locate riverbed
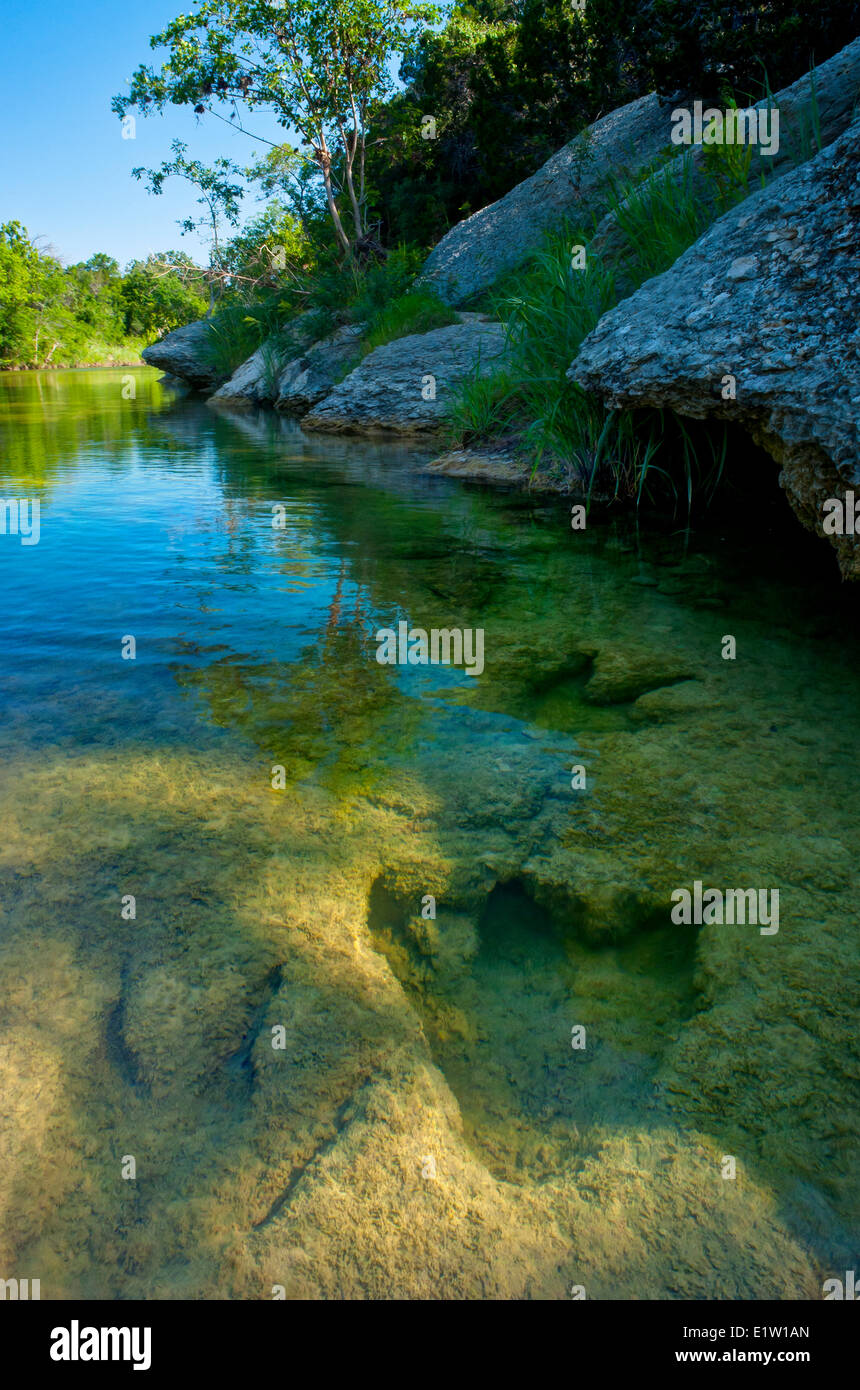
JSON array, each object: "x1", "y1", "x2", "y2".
[{"x1": 0, "y1": 367, "x2": 857, "y2": 1299}]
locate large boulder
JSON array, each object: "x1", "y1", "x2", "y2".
[
  {"x1": 275, "y1": 323, "x2": 366, "y2": 415},
  {"x1": 416, "y1": 93, "x2": 672, "y2": 306},
  {"x1": 208, "y1": 342, "x2": 277, "y2": 406},
  {"x1": 589, "y1": 35, "x2": 860, "y2": 277},
  {"x1": 569, "y1": 117, "x2": 860, "y2": 577},
  {"x1": 302, "y1": 315, "x2": 508, "y2": 434},
  {"x1": 208, "y1": 311, "x2": 326, "y2": 407},
  {"x1": 141, "y1": 319, "x2": 224, "y2": 392}
]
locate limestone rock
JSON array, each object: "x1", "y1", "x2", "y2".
[
  {"x1": 416, "y1": 94, "x2": 672, "y2": 306},
  {"x1": 141, "y1": 318, "x2": 224, "y2": 392},
  {"x1": 302, "y1": 316, "x2": 508, "y2": 434},
  {"x1": 590, "y1": 35, "x2": 860, "y2": 276},
  {"x1": 208, "y1": 343, "x2": 278, "y2": 406},
  {"x1": 583, "y1": 647, "x2": 697, "y2": 705},
  {"x1": 275, "y1": 323, "x2": 366, "y2": 415},
  {"x1": 570, "y1": 118, "x2": 860, "y2": 577},
  {"x1": 208, "y1": 312, "x2": 327, "y2": 407}
]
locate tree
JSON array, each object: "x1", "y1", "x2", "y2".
[
  {"x1": 113, "y1": 0, "x2": 441, "y2": 258},
  {"x1": 133, "y1": 140, "x2": 246, "y2": 313},
  {"x1": 65, "y1": 255, "x2": 123, "y2": 337},
  {"x1": 119, "y1": 255, "x2": 209, "y2": 338},
  {"x1": 0, "y1": 223, "x2": 71, "y2": 366},
  {"x1": 220, "y1": 200, "x2": 309, "y2": 288},
  {"x1": 0, "y1": 223, "x2": 43, "y2": 363}
]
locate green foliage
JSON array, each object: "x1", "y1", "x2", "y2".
[
  {"x1": 447, "y1": 151, "x2": 741, "y2": 512},
  {"x1": 0, "y1": 222, "x2": 54, "y2": 365},
  {"x1": 132, "y1": 140, "x2": 245, "y2": 283},
  {"x1": 342, "y1": 246, "x2": 426, "y2": 322},
  {"x1": 114, "y1": 0, "x2": 442, "y2": 255},
  {"x1": 220, "y1": 201, "x2": 309, "y2": 290},
  {"x1": 362, "y1": 290, "x2": 458, "y2": 354},
  {"x1": 447, "y1": 224, "x2": 624, "y2": 478},
  {"x1": 202, "y1": 293, "x2": 290, "y2": 376},
  {"x1": 296, "y1": 244, "x2": 425, "y2": 336},
  {"x1": 368, "y1": 0, "x2": 860, "y2": 246},
  {"x1": 203, "y1": 306, "x2": 265, "y2": 378},
  {"x1": 0, "y1": 224, "x2": 206, "y2": 368},
  {"x1": 604, "y1": 155, "x2": 721, "y2": 286},
  {"x1": 120, "y1": 254, "x2": 208, "y2": 338},
  {"x1": 625, "y1": 1, "x2": 860, "y2": 101}
]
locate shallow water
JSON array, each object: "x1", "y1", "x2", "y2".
[{"x1": 0, "y1": 368, "x2": 857, "y2": 1299}]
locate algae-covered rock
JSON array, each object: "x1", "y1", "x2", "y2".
[
  {"x1": 2, "y1": 434, "x2": 858, "y2": 1300},
  {"x1": 583, "y1": 646, "x2": 697, "y2": 704}
]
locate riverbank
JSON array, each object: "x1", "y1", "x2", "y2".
[
  {"x1": 139, "y1": 37, "x2": 860, "y2": 577},
  {"x1": 2, "y1": 351, "x2": 145, "y2": 370}
]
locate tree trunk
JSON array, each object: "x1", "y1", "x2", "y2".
[
  {"x1": 318, "y1": 144, "x2": 351, "y2": 255},
  {"x1": 343, "y1": 143, "x2": 365, "y2": 241}
]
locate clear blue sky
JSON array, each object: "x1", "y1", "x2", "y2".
[{"x1": 0, "y1": 0, "x2": 289, "y2": 267}]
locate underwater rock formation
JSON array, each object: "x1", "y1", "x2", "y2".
[{"x1": 2, "y1": 408, "x2": 858, "y2": 1297}]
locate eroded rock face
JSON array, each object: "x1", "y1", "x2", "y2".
[
  {"x1": 570, "y1": 118, "x2": 860, "y2": 577},
  {"x1": 141, "y1": 319, "x2": 224, "y2": 393},
  {"x1": 303, "y1": 316, "x2": 508, "y2": 434},
  {"x1": 275, "y1": 324, "x2": 366, "y2": 415},
  {"x1": 416, "y1": 94, "x2": 672, "y2": 306},
  {"x1": 208, "y1": 312, "x2": 326, "y2": 407}
]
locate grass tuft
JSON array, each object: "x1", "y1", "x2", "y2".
[{"x1": 447, "y1": 152, "x2": 742, "y2": 512}]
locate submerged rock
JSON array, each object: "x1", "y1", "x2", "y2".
[
  {"x1": 426, "y1": 447, "x2": 584, "y2": 493},
  {"x1": 583, "y1": 647, "x2": 697, "y2": 705},
  {"x1": 141, "y1": 319, "x2": 225, "y2": 393},
  {"x1": 570, "y1": 117, "x2": 860, "y2": 577},
  {"x1": 416, "y1": 94, "x2": 672, "y2": 306},
  {"x1": 303, "y1": 316, "x2": 508, "y2": 434}
]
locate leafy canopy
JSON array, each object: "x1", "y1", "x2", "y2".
[{"x1": 113, "y1": 0, "x2": 443, "y2": 252}]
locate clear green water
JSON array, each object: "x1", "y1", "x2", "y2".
[{"x1": 0, "y1": 367, "x2": 857, "y2": 1299}]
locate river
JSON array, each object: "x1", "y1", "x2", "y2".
[{"x1": 0, "y1": 367, "x2": 856, "y2": 1299}]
